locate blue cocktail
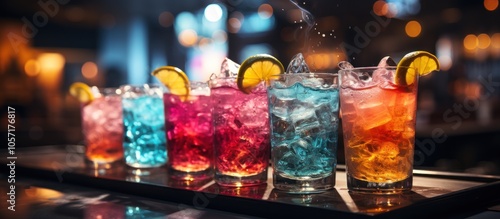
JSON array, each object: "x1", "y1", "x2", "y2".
[
  {"x1": 267, "y1": 73, "x2": 339, "y2": 193},
  {"x1": 121, "y1": 84, "x2": 167, "y2": 169}
]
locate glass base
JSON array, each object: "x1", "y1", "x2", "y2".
[
  {"x1": 125, "y1": 162, "x2": 166, "y2": 169},
  {"x1": 85, "y1": 158, "x2": 122, "y2": 170},
  {"x1": 273, "y1": 173, "x2": 335, "y2": 194},
  {"x1": 126, "y1": 166, "x2": 165, "y2": 176},
  {"x1": 347, "y1": 173, "x2": 412, "y2": 194},
  {"x1": 215, "y1": 170, "x2": 267, "y2": 187},
  {"x1": 168, "y1": 166, "x2": 213, "y2": 181}
]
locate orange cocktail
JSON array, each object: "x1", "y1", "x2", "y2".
[
  {"x1": 340, "y1": 66, "x2": 417, "y2": 193},
  {"x1": 340, "y1": 51, "x2": 439, "y2": 193}
]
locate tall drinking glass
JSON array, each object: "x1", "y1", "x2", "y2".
[
  {"x1": 121, "y1": 84, "x2": 167, "y2": 171},
  {"x1": 210, "y1": 77, "x2": 270, "y2": 186},
  {"x1": 339, "y1": 66, "x2": 418, "y2": 193},
  {"x1": 164, "y1": 82, "x2": 213, "y2": 180},
  {"x1": 267, "y1": 73, "x2": 339, "y2": 193},
  {"x1": 81, "y1": 87, "x2": 124, "y2": 169}
]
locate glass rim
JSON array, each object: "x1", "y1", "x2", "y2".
[
  {"x1": 119, "y1": 84, "x2": 162, "y2": 89},
  {"x1": 270, "y1": 72, "x2": 339, "y2": 76},
  {"x1": 338, "y1": 66, "x2": 416, "y2": 72}
]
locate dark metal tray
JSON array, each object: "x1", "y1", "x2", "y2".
[{"x1": 3, "y1": 145, "x2": 500, "y2": 219}]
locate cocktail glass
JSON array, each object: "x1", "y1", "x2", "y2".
[
  {"x1": 267, "y1": 73, "x2": 339, "y2": 193},
  {"x1": 121, "y1": 84, "x2": 167, "y2": 172},
  {"x1": 81, "y1": 87, "x2": 124, "y2": 169},
  {"x1": 339, "y1": 66, "x2": 418, "y2": 193},
  {"x1": 209, "y1": 77, "x2": 270, "y2": 186},
  {"x1": 164, "y1": 82, "x2": 213, "y2": 180}
]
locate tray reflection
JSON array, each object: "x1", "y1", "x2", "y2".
[{"x1": 5, "y1": 144, "x2": 500, "y2": 218}]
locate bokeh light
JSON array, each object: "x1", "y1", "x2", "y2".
[
  {"x1": 228, "y1": 17, "x2": 242, "y2": 33},
  {"x1": 436, "y1": 37, "x2": 453, "y2": 71},
  {"x1": 477, "y1": 33, "x2": 491, "y2": 49},
  {"x1": 178, "y1": 29, "x2": 198, "y2": 47},
  {"x1": 463, "y1": 34, "x2": 478, "y2": 50},
  {"x1": 158, "y1": 11, "x2": 174, "y2": 27},
  {"x1": 373, "y1": 0, "x2": 389, "y2": 16},
  {"x1": 491, "y1": 33, "x2": 500, "y2": 48},
  {"x1": 204, "y1": 4, "x2": 223, "y2": 22},
  {"x1": 81, "y1": 61, "x2": 98, "y2": 79},
  {"x1": 38, "y1": 53, "x2": 65, "y2": 73},
  {"x1": 24, "y1": 59, "x2": 40, "y2": 77},
  {"x1": 405, "y1": 20, "x2": 421, "y2": 37},
  {"x1": 484, "y1": 0, "x2": 499, "y2": 11},
  {"x1": 258, "y1": 4, "x2": 273, "y2": 19}
]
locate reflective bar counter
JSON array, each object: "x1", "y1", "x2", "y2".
[{"x1": 1, "y1": 145, "x2": 499, "y2": 219}]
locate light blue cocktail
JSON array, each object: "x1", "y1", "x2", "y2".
[
  {"x1": 267, "y1": 73, "x2": 339, "y2": 193},
  {"x1": 121, "y1": 84, "x2": 167, "y2": 170}
]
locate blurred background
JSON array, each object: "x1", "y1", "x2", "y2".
[{"x1": 1, "y1": 0, "x2": 499, "y2": 174}]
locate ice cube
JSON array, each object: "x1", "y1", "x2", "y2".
[
  {"x1": 301, "y1": 77, "x2": 324, "y2": 88},
  {"x1": 377, "y1": 56, "x2": 397, "y2": 67},
  {"x1": 219, "y1": 58, "x2": 240, "y2": 78},
  {"x1": 287, "y1": 53, "x2": 310, "y2": 73},
  {"x1": 340, "y1": 70, "x2": 358, "y2": 89},
  {"x1": 372, "y1": 68, "x2": 394, "y2": 88},
  {"x1": 277, "y1": 151, "x2": 299, "y2": 171},
  {"x1": 290, "y1": 107, "x2": 321, "y2": 135},
  {"x1": 285, "y1": 74, "x2": 305, "y2": 87},
  {"x1": 189, "y1": 82, "x2": 210, "y2": 96},
  {"x1": 338, "y1": 61, "x2": 354, "y2": 69},
  {"x1": 356, "y1": 101, "x2": 392, "y2": 130},
  {"x1": 315, "y1": 103, "x2": 333, "y2": 127},
  {"x1": 269, "y1": 95, "x2": 294, "y2": 119},
  {"x1": 290, "y1": 138, "x2": 310, "y2": 160},
  {"x1": 271, "y1": 114, "x2": 295, "y2": 140}
]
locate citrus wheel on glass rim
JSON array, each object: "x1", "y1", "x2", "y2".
[
  {"x1": 237, "y1": 54, "x2": 285, "y2": 94},
  {"x1": 69, "y1": 82, "x2": 94, "y2": 104},
  {"x1": 394, "y1": 51, "x2": 440, "y2": 86},
  {"x1": 152, "y1": 66, "x2": 190, "y2": 100}
]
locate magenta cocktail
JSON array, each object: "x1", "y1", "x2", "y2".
[
  {"x1": 164, "y1": 82, "x2": 213, "y2": 179},
  {"x1": 210, "y1": 78, "x2": 270, "y2": 186}
]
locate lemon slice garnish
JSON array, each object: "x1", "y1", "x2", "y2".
[
  {"x1": 69, "y1": 82, "x2": 94, "y2": 104},
  {"x1": 237, "y1": 54, "x2": 284, "y2": 94},
  {"x1": 152, "y1": 66, "x2": 190, "y2": 100},
  {"x1": 395, "y1": 51, "x2": 440, "y2": 86}
]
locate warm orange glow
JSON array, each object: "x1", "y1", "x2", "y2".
[
  {"x1": 465, "y1": 82, "x2": 481, "y2": 99},
  {"x1": 82, "y1": 61, "x2": 98, "y2": 79},
  {"x1": 373, "y1": 0, "x2": 389, "y2": 16},
  {"x1": 37, "y1": 53, "x2": 65, "y2": 89},
  {"x1": 178, "y1": 29, "x2": 198, "y2": 47},
  {"x1": 258, "y1": 4, "x2": 273, "y2": 19},
  {"x1": 491, "y1": 33, "x2": 500, "y2": 48},
  {"x1": 159, "y1": 11, "x2": 174, "y2": 27},
  {"x1": 24, "y1": 59, "x2": 40, "y2": 77},
  {"x1": 38, "y1": 53, "x2": 65, "y2": 73},
  {"x1": 304, "y1": 52, "x2": 346, "y2": 70},
  {"x1": 405, "y1": 21, "x2": 421, "y2": 38},
  {"x1": 35, "y1": 188, "x2": 63, "y2": 199},
  {"x1": 463, "y1": 34, "x2": 478, "y2": 50},
  {"x1": 228, "y1": 18, "x2": 242, "y2": 33},
  {"x1": 477, "y1": 33, "x2": 491, "y2": 49},
  {"x1": 484, "y1": 0, "x2": 499, "y2": 11}
]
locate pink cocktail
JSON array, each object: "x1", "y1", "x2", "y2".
[
  {"x1": 81, "y1": 87, "x2": 124, "y2": 168},
  {"x1": 210, "y1": 78, "x2": 270, "y2": 186},
  {"x1": 164, "y1": 82, "x2": 213, "y2": 179}
]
